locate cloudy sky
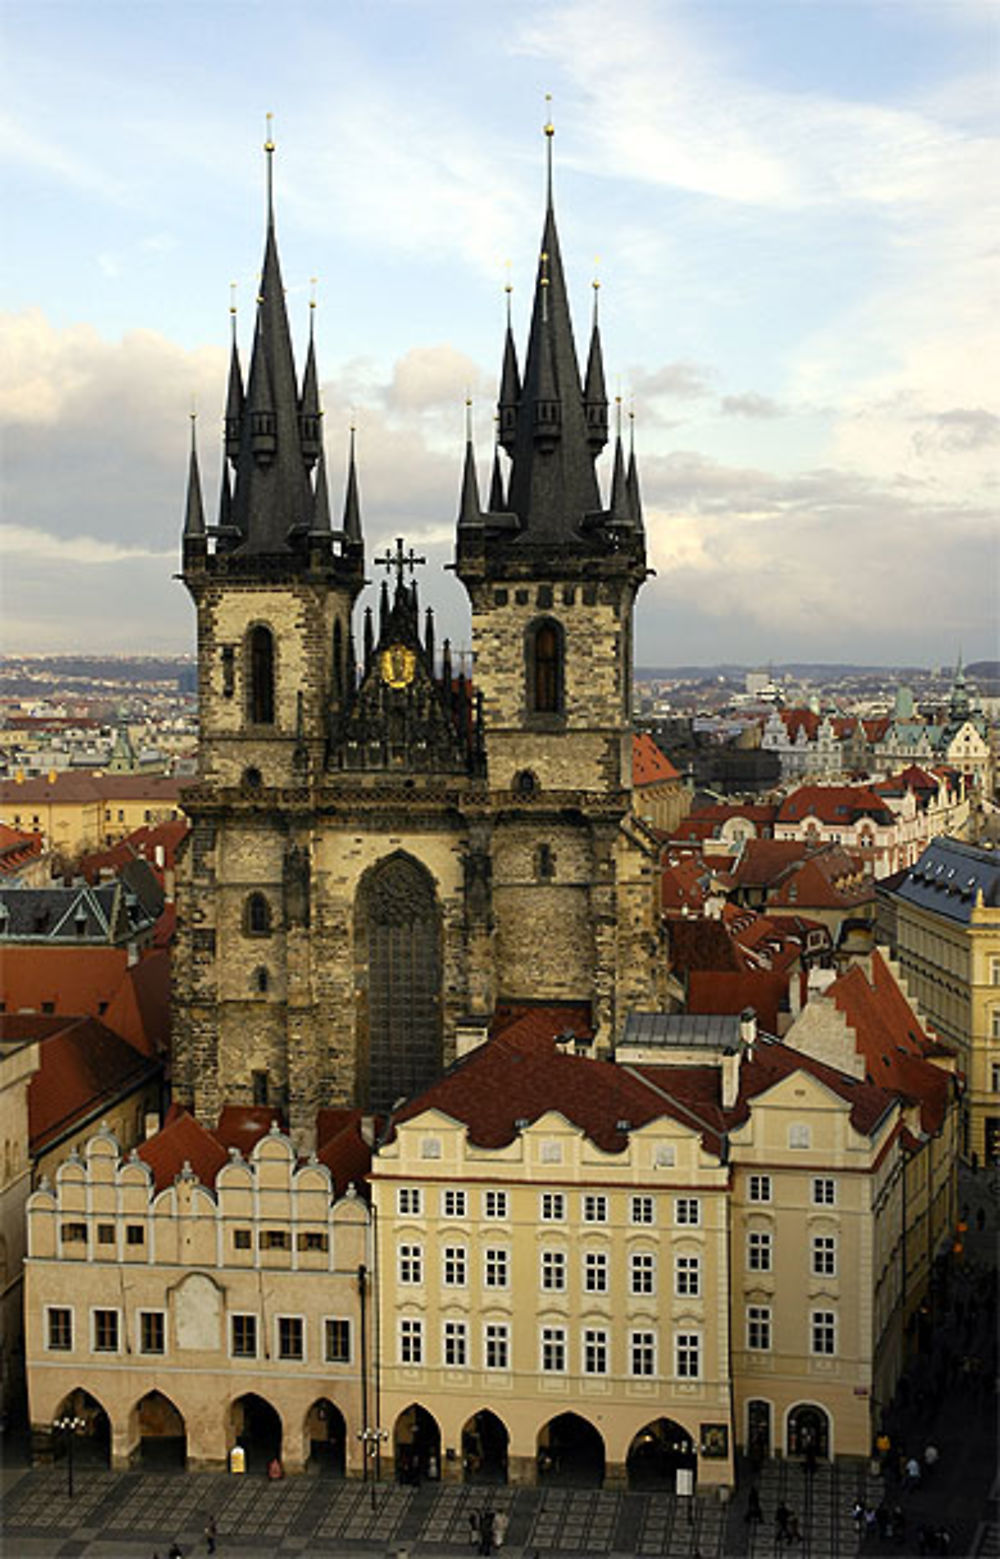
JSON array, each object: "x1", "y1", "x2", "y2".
[{"x1": 2, "y1": 0, "x2": 997, "y2": 668}]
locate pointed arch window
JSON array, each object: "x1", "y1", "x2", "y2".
[
  {"x1": 527, "y1": 617, "x2": 564, "y2": 717},
  {"x1": 244, "y1": 893, "x2": 272, "y2": 937},
  {"x1": 248, "y1": 626, "x2": 275, "y2": 725}
]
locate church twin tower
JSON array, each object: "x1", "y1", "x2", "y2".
[{"x1": 174, "y1": 130, "x2": 664, "y2": 1146}]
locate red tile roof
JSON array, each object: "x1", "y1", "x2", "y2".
[
  {"x1": 632, "y1": 733, "x2": 682, "y2": 786},
  {"x1": 19, "y1": 1015, "x2": 162, "y2": 1156},
  {"x1": 76, "y1": 820, "x2": 189, "y2": 888},
  {"x1": 137, "y1": 1104, "x2": 229, "y2": 1192},
  {"x1": 0, "y1": 823, "x2": 44, "y2": 875},
  {"x1": 102, "y1": 950, "x2": 170, "y2": 1058},
  {"x1": 777, "y1": 784, "x2": 894, "y2": 826},
  {"x1": 215, "y1": 1105, "x2": 285, "y2": 1157},
  {"x1": 823, "y1": 951, "x2": 952, "y2": 1133},
  {"x1": 317, "y1": 1114, "x2": 374, "y2": 1195},
  {"x1": 0, "y1": 944, "x2": 168, "y2": 1058},
  {"x1": 687, "y1": 969, "x2": 794, "y2": 1033}
]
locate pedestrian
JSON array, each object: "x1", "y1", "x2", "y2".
[
  {"x1": 906, "y1": 1454, "x2": 921, "y2": 1490},
  {"x1": 775, "y1": 1500, "x2": 791, "y2": 1540},
  {"x1": 787, "y1": 1513, "x2": 802, "y2": 1544},
  {"x1": 746, "y1": 1486, "x2": 763, "y2": 1524},
  {"x1": 493, "y1": 1510, "x2": 507, "y2": 1550},
  {"x1": 923, "y1": 1442, "x2": 939, "y2": 1479},
  {"x1": 205, "y1": 1515, "x2": 217, "y2": 1554}
]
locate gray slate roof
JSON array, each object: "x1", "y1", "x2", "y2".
[{"x1": 892, "y1": 835, "x2": 1000, "y2": 924}]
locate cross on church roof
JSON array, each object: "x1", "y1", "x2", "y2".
[{"x1": 374, "y1": 536, "x2": 426, "y2": 590}]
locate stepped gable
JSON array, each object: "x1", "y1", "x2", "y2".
[{"x1": 823, "y1": 951, "x2": 952, "y2": 1133}]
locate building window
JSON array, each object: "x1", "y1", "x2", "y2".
[
  {"x1": 93, "y1": 1309, "x2": 120, "y2": 1353},
  {"x1": 583, "y1": 1328, "x2": 609, "y2": 1375},
  {"x1": 96, "y1": 1224, "x2": 115, "y2": 1246},
  {"x1": 584, "y1": 1250, "x2": 609, "y2": 1293},
  {"x1": 540, "y1": 1249, "x2": 566, "y2": 1292},
  {"x1": 398, "y1": 1243, "x2": 423, "y2": 1285},
  {"x1": 630, "y1": 1251, "x2": 656, "y2": 1295},
  {"x1": 582, "y1": 1193, "x2": 608, "y2": 1224},
  {"x1": 655, "y1": 1143, "x2": 676, "y2": 1167},
  {"x1": 485, "y1": 1322, "x2": 510, "y2": 1370},
  {"x1": 233, "y1": 1228, "x2": 252, "y2": 1250},
  {"x1": 443, "y1": 1246, "x2": 467, "y2": 1287},
  {"x1": 126, "y1": 1224, "x2": 145, "y2": 1246},
  {"x1": 676, "y1": 1332, "x2": 701, "y2": 1379},
  {"x1": 420, "y1": 1136, "x2": 441, "y2": 1160},
  {"x1": 528, "y1": 618, "x2": 564, "y2": 715},
  {"x1": 812, "y1": 1235, "x2": 837, "y2": 1276},
  {"x1": 812, "y1": 1177, "x2": 836, "y2": 1206},
  {"x1": 140, "y1": 1311, "x2": 165, "y2": 1355},
  {"x1": 399, "y1": 1317, "x2": 423, "y2": 1365},
  {"x1": 540, "y1": 1192, "x2": 565, "y2": 1221},
  {"x1": 675, "y1": 1254, "x2": 701, "y2": 1297},
  {"x1": 630, "y1": 1194, "x2": 655, "y2": 1225},
  {"x1": 325, "y1": 1318, "x2": 351, "y2": 1364},
  {"x1": 397, "y1": 1187, "x2": 422, "y2": 1217},
  {"x1": 630, "y1": 1330, "x2": 656, "y2": 1376},
  {"x1": 222, "y1": 644, "x2": 235, "y2": 697},
  {"x1": 991, "y1": 1061, "x2": 1000, "y2": 1094},
  {"x1": 442, "y1": 1188, "x2": 467, "y2": 1218},
  {"x1": 443, "y1": 1320, "x2": 468, "y2": 1368},
  {"x1": 990, "y1": 958, "x2": 1000, "y2": 987},
  {"x1": 540, "y1": 1139, "x2": 562, "y2": 1164},
  {"x1": 675, "y1": 1197, "x2": 701, "y2": 1226},
  {"x1": 789, "y1": 1123, "x2": 811, "y2": 1149},
  {"x1": 277, "y1": 1317, "x2": 304, "y2": 1360},
  {"x1": 245, "y1": 893, "x2": 271, "y2": 936},
  {"x1": 47, "y1": 1307, "x2": 72, "y2": 1352},
  {"x1": 484, "y1": 1190, "x2": 508, "y2": 1219},
  {"x1": 248, "y1": 625, "x2": 275, "y2": 725},
  {"x1": 748, "y1": 1231, "x2": 773, "y2": 1272},
  {"x1": 61, "y1": 1222, "x2": 87, "y2": 1244},
  {"x1": 252, "y1": 1071, "x2": 269, "y2": 1106},
  {"x1": 811, "y1": 1310, "x2": 836, "y2": 1355},
  {"x1": 536, "y1": 843, "x2": 556, "y2": 880},
  {"x1": 991, "y1": 1010, "x2": 1000, "y2": 1040},
  {"x1": 541, "y1": 1326, "x2": 567, "y2": 1373},
  {"x1": 232, "y1": 1314, "x2": 258, "y2": 1358},
  {"x1": 252, "y1": 966, "x2": 269, "y2": 994},
  {"x1": 748, "y1": 1174, "x2": 772, "y2": 1203},
  {"x1": 297, "y1": 1230, "x2": 328, "y2": 1252},
  {"x1": 484, "y1": 1248, "x2": 509, "y2": 1289},
  {"x1": 260, "y1": 1229, "x2": 290, "y2": 1251},
  {"x1": 747, "y1": 1306, "x2": 772, "y2": 1350}
]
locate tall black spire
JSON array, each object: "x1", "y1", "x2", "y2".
[
  {"x1": 299, "y1": 285, "x2": 322, "y2": 469},
  {"x1": 458, "y1": 401, "x2": 483, "y2": 529},
  {"x1": 342, "y1": 426, "x2": 363, "y2": 554},
  {"x1": 495, "y1": 114, "x2": 603, "y2": 546},
  {"x1": 228, "y1": 123, "x2": 316, "y2": 553},
  {"x1": 183, "y1": 412, "x2": 206, "y2": 558},
  {"x1": 224, "y1": 289, "x2": 244, "y2": 464},
  {"x1": 584, "y1": 279, "x2": 608, "y2": 454}
]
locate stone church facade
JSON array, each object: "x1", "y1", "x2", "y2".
[{"x1": 172, "y1": 134, "x2": 665, "y2": 1149}]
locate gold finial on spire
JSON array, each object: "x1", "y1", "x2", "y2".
[
  {"x1": 539, "y1": 249, "x2": 550, "y2": 322},
  {"x1": 465, "y1": 395, "x2": 473, "y2": 442},
  {"x1": 264, "y1": 112, "x2": 275, "y2": 225},
  {"x1": 628, "y1": 398, "x2": 636, "y2": 452},
  {"x1": 229, "y1": 281, "x2": 238, "y2": 344},
  {"x1": 309, "y1": 276, "x2": 318, "y2": 310},
  {"x1": 543, "y1": 94, "x2": 555, "y2": 206},
  {"x1": 615, "y1": 392, "x2": 623, "y2": 438}
]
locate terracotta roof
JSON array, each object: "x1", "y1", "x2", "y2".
[
  {"x1": 824, "y1": 951, "x2": 953, "y2": 1133},
  {"x1": 138, "y1": 1104, "x2": 229, "y2": 1193},
  {"x1": 730, "y1": 838, "x2": 829, "y2": 887},
  {"x1": 101, "y1": 949, "x2": 170, "y2": 1058},
  {"x1": 21, "y1": 1015, "x2": 162, "y2": 1156},
  {"x1": 669, "y1": 919, "x2": 742, "y2": 972},
  {"x1": 725, "y1": 1034, "x2": 896, "y2": 1138},
  {"x1": 661, "y1": 856, "x2": 711, "y2": 913},
  {"x1": 76, "y1": 819, "x2": 189, "y2": 887},
  {"x1": 0, "y1": 773, "x2": 184, "y2": 806},
  {"x1": 316, "y1": 1114, "x2": 374, "y2": 1195},
  {"x1": 777, "y1": 784, "x2": 895, "y2": 826},
  {"x1": 632, "y1": 733, "x2": 681, "y2": 786},
  {"x1": 215, "y1": 1105, "x2": 285, "y2": 1156},
  {"x1": 686, "y1": 969, "x2": 794, "y2": 1033},
  {"x1": 0, "y1": 823, "x2": 44, "y2": 875},
  {"x1": 2, "y1": 943, "x2": 133, "y2": 1017}
]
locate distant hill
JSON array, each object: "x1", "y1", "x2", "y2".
[{"x1": 635, "y1": 663, "x2": 932, "y2": 680}]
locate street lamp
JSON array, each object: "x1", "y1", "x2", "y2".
[
  {"x1": 53, "y1": 1413, "x2": 86, "y2": 1498},
  {"x1": 357, "y1": 1426, "x2": 389, "y2": 1510}
]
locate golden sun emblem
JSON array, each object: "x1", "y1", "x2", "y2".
[{"x1": 379, "y1": 643, "x2": 417, "y2": 689}]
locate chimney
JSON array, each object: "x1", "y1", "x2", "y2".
[
  {"x1": 360, "y1": 1115, "x2": 376, "y2": 1148},
  {"x1": 721, "y1": 1048, "x2": 741, "y2": 1110},
  {"x1": 740, "y1": 1006, "x2": 757, "y2": 1061},
  {"x1": 144, "y1": 1110, "x2": 160, "y2": 1140},
  {"x1": 455, "y1": 1015, "x2": 490, "y2": 1058},
  {"x1": 127, "y1": 940, "x2": 138, "y2": 967}
]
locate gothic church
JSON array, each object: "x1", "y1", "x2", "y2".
[{"x1": 173, "y1": 129, "x2": 665, "y2": 1148}]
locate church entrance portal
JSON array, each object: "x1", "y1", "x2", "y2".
[{"x1": 357, "y1": 854, "x2": 442, "y2": 1112}]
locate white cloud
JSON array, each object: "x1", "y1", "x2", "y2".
[{"x1": 0, "y1": 525, "x2": 174, "y2": 565}]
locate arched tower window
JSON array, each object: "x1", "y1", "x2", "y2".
[
  {"x1": 356, "y1": 853, "x2": 442, "y2": 1113},
  {"x1": 244, "y1": 893, "x2": 272, "y2": 937},
  {"x1": 527, "y1": 618, "x2": 564, "y2": 716},
  {"x1": 248, "y1": 626, "x2": 275, "y2": 725}
]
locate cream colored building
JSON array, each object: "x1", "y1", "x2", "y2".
[
  {"x1": 1, "y1": 1034, "x2": 41, "y2": 1423},
  {"x1": 881, "y1": 836, "x2": 1000, "y2": 1161},
  {"x1": 25, "y1": 1121, "x2": 369, "y2": 1471},
  {"x1": 0, "y1": 773, "x2": 184, "y2": 858}
]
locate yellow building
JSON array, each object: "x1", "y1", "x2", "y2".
[
  {"x1": 0, "y1": 773, "x2": 184, "y2": 858},
  {"x1": 881, "y1": 836, "x2": 1000, "y2": 1160},
  {"x1": 0, "y1": 1033, "x2": 41, "y2": 1424},
  {"x1": 24, "y1": 1116, "x2": 369, "y2": 1471}
]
